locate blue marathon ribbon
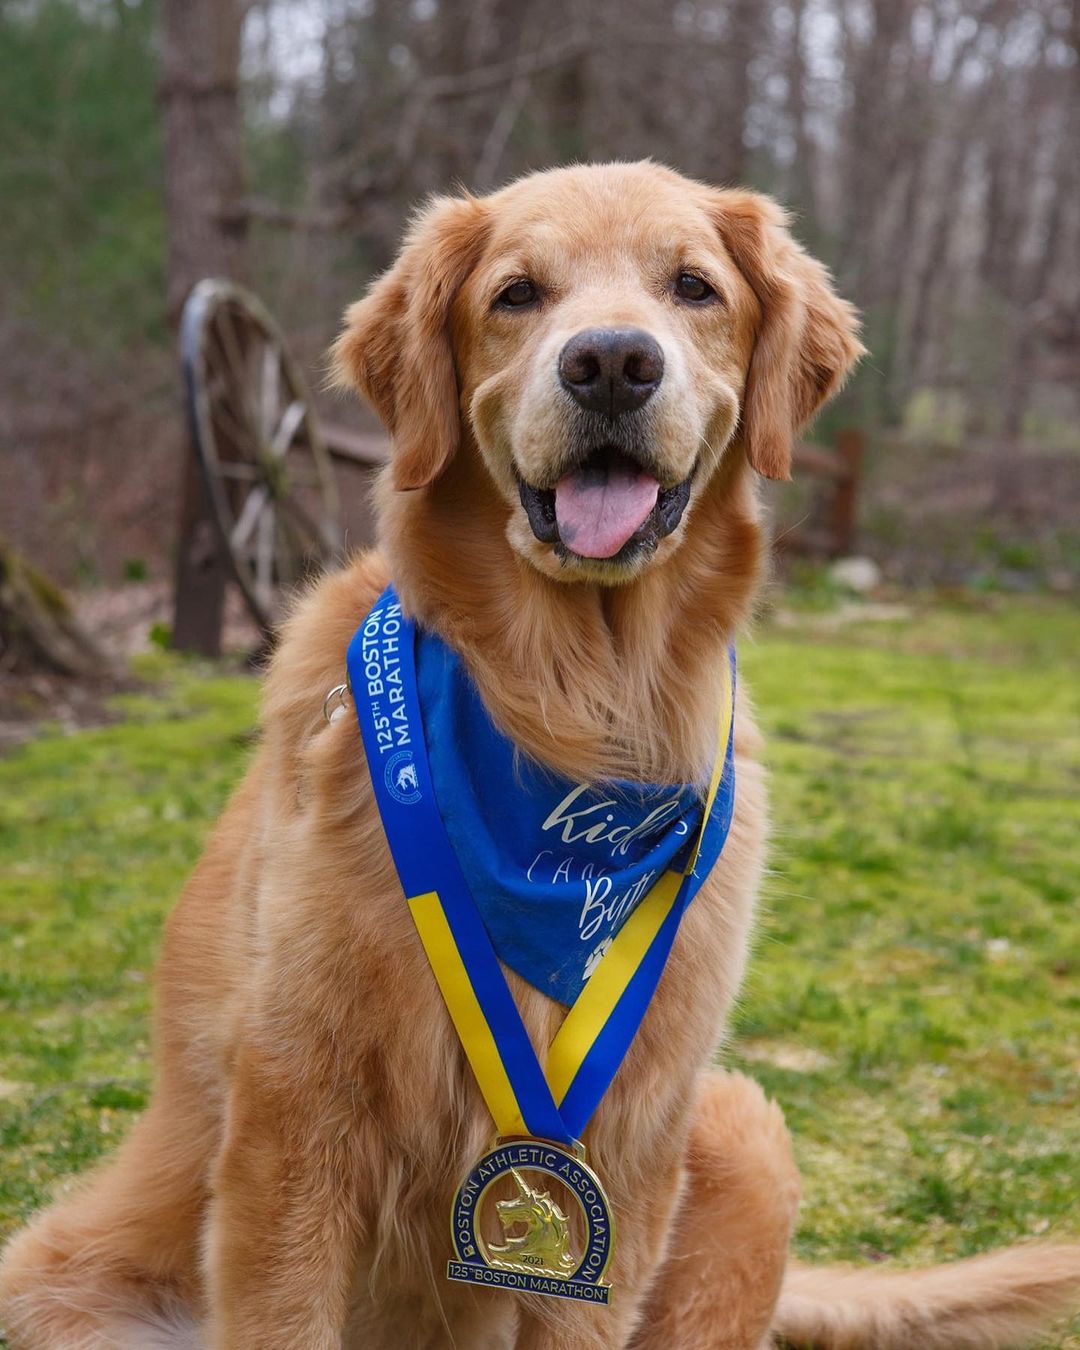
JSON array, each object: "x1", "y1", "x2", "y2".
[{"x1": 347, "y1": 586, "x2": 736, "y2": 1146}]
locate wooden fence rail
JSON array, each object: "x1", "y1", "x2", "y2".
[
  {"x1": 786, "y1": 427, "x2": 864, "y2": 559},
  {"x1": 320, "y1": 422, "x2": 389, "y2": 468}
]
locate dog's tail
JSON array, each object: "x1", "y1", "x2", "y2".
[{"x1": 771, "y1": 1243, "x2": 1080, "y2": 1349}]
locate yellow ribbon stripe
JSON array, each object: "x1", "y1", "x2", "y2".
[
  {"x1": 546, "y1": 658, "x2": 735, "y2": 1108},
  {"x1": 545, "y1": 868, "x2": 683, "y2": 1104},
  {"x1": 407, "y1": 891, "x2": 528, "y2": 1137},
  {"x1": 694, "y1": 658, "x2": 734, "y2": 868}
]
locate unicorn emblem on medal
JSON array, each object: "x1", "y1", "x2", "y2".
[{"x1": 487, "y1": 1170, "x2": 577, "y2": 1277}]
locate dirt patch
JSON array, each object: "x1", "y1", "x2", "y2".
[
  {"x1": 0, "y1": 581, "x2": 261, "y2": 755},
  {"x1": 0, "y1": 668, "x2": 134, "y2": 755}
]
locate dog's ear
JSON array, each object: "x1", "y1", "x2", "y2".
[
  {"x1": 710, "y1": 190, "x2": 864, "y2": 481},
  {"x1": 332, "y1": 194, "x2": 490, "y2": 491}
]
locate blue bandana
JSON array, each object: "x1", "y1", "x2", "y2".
[{"x1": 391, "y1": 596, "x2": 736, "y2": 1007}]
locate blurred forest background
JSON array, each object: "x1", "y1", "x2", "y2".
[{"x1": 1, "y1": 0, "x2": 1078, "y2": 597}]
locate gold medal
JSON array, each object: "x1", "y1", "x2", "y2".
[{"x1": 448, "y1": 1138, "x2": 614, "y2": 1304}]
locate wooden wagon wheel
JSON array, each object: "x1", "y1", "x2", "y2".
[{"x1": 180, "y1": 279, "x2": 343, "y2": 636}]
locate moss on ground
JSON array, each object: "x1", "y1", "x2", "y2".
[{"x1": 1, "y1": 600, "x2": 1077, "y2": 1344}]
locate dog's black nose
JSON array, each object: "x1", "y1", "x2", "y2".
[{"x1": 558, "y1": 328, "x2": 664, "y2": 418}]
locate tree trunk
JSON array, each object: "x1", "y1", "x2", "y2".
[
  {"x1": 785, "y1": 0, "x2": 817, "y2": 219},
  {"x1": 713, "y1": 0, "x2": 759, "y2": 186},
  {"x1": 160, "y1": 0, "x2": 248, "y2": 655},
  {"x1": 159, "y1": 0, "x2": 248, "y2": 321}
]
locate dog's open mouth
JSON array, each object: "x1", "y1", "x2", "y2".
[{"x1": 517, "y1": 447, "x2": 693, "y2": 563}]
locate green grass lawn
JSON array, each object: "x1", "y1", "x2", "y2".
[{"x1": 1, "y1": 597, "x2": 1078, "y2": 1344}]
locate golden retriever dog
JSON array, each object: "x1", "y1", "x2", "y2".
[{"x1": 2, "y1": 161, "x2": 1078, "y2": 1350}]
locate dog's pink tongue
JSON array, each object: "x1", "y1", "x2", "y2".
[{"x1": 554, "y1": 463, "x2": 659, "y2": 559}]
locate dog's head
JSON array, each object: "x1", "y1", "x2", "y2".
[{"x1": 334, "y1": 162, "x2": 862, "y2": 583}]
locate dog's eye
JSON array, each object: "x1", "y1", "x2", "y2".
[
  {"x1": 495, "y1": 279, "x2": 540, "y2": 309},
  {"x1": 675, "y1": 272, "x2": 717, "y2": 304}
]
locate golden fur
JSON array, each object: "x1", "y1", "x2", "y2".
[{"x1": 2, "y1": 162, "x2": 1077, "y2": 1349}]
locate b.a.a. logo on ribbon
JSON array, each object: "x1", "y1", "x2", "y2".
[
  {"x1": 347, "y1": 587, "x2": 736, "y2": 1304},
  {"x1": 384, "y1": 750, "x2": 421, "y2": 805}
]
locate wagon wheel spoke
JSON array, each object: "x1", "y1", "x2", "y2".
[
  {"x1": 212, "y1": 400, "x2": 263, "y2": 466},
  {"x1": 214, "y1": 308, "x2": 259, "y2": 433},
  {"x1": 275, "y1": 504, "x2": 313, "y2": 583},
  {"x1": 278, "y1": 488, "x2": 325, "y2": 551},
  {"x1": 215, "y1": 462, "x2": 263, "y2": 482},
  {"x1": 287, "y1": 472, "x2": 342, "y2": 552},
  {"x1": 209, "y1": 311, "x2": 246, "y2": 403},
  {"x1": 260, "y1": 344, "x2": 281, "y2": 442},
  {"x1": 255, "y1": 503, "x2": 276, "y2": 613},
  {"x1": 204, "y1": 371, "x2": 245, "y2": 432},
  {"x1": 281, "y1": 436, "x2": 332, "y2": 485},
  {"x1": 230, "y1": 485, "x2": 270, "y2": 552},
  {"x1": 269, "y1": 400, "x2": 307, "y2": 459},
  {"x1": 282, "y1": 475, "x2": 325, "y2": 496},
  {"x1": 204, "y1": 348, "x2": 263, "y2": 465},
  {"x1": 284, "y1": 467, "x2": 325, "y2": 490}
]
